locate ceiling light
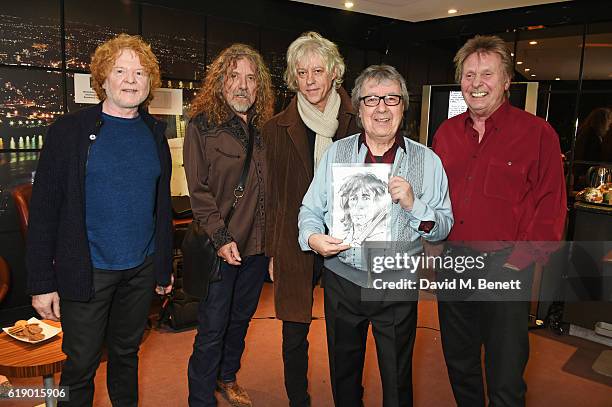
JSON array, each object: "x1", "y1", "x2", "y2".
[
  {"x1": 344, "y1": 1, "x2": 354, "y2": 8},
  {"x1": 517, "y1": 61, "x2": 523, "y2": 65},
  {"x1": 448, "y1": 9, "x2": 458, "y2": 14},
  {"x1": 524, "y1": 68, "x2": 530, "y2": 72},
  {"x1": 531, "y1": 74, "x2": 536, "y2": 77},
  {"x1": 555, "y1": 77, "x2": 561, "y2": 80},
  {"x1": 511, "y1": 52, "x2": 514, "y2": 57},
  {"x1": 529, "y1": 41, "x2": 538, "y2": 45}
]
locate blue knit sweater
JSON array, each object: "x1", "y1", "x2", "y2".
[{"x1": 26, "y1": 103, "x2": 173, "y2": 300}]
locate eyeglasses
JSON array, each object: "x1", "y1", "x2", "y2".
[{"x1": 359, "y1": 94, "x2": 402, "y2": 107}]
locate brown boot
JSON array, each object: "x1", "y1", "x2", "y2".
[{"x1": 216, "y1": 380, "x2": 253, "y2": 407}]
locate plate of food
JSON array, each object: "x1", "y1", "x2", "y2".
[
  {"x1": 576, "y1": 184, "x2": 612, "y2": 206},
  {"x1": 2, "y1": 317, "x2": 61, "y2": 343}
]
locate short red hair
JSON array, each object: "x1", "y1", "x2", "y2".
[{"x1": 90, "y1": 33, "x2": 161, "y2": 106}]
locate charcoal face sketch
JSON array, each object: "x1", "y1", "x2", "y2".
[{"x1": 332, "y1": 164, "x2": 392, "y2": 247}]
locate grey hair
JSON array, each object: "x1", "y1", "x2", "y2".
[
  {"x1": 351, "y1": 64, "x2": 409, "y2": 129},
  {"x1": 284, "y1": 31, "x2": 345, "y2": 92}
]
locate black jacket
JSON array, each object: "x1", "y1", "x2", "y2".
[{"x1": 26, "y1": 103, "x2": 173, "y2": 300}]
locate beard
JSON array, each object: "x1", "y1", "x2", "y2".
[
  {"x1": 227, "y1": 89, "x2": 255, "y2": 113},
  {"x1": 228, "y1": 99, "x2": 253, "y2": 113}
]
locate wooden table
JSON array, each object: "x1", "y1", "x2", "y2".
[{"x1": 0, "y1": 320, "x2": 65, "y2": 407}]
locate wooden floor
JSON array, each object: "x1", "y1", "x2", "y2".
[{"x1": 6, "y1": 284, "x2": 612, "y2": 406}]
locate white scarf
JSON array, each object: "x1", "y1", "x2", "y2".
[{"x1": 297, "y1": 88, "x2": 341, "y2": 170}]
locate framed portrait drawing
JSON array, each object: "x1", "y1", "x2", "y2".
[{"x1": 331, "y1": 163, "x2": 392, "y2": 247}]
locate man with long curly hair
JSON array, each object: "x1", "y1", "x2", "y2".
[
  {"x1": 184, "y1": 43, "x2": 274, "y2": 407},
  {"x1": 26, "y1": 34, "x2": 173, "y2": 406}
]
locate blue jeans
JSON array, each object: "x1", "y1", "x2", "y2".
[{"x1": 187, "y1": 254, "x2": 268, "y2": 406}]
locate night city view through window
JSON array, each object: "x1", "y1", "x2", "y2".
[
  {"x1": 0, "y1": 1, "x2": 60, "y2": 152},
  {"x1": 65, "y1": 21, "x2": 135, "y2": 70},
  {"x1": 146, "y1": 31, "x2": 206, "y2": 81},
  {"x1": 0, "y1": 1, "x2": 335, "y2": 155},
  {"x1": 0, "y1": 0, "x2": 61, "y2": 69},
  {"x1": 0, "y1": 14, "x2": 61, "y2": 68},
  {"x1": 142, "y1": 5, "x2": 206, "y2": 81},
  {"x1": 0, "y1": 1, "x2": 61, "y2": 153},
  {"x1": 64, "y1": 0, "x2": 138, "y2": 70},
  {"x1": 0, "y1": 70, "x2": 63, "y2": 151}
]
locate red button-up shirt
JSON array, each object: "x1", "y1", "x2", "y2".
[{"x1": 432, "y1": 101, "x2": 567, "y2": 269}]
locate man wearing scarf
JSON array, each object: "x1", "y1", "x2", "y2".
[{"x1": 263, "y1": 32, "x2": 358, "y2": 407}]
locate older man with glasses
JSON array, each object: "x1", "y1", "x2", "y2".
[{"x1": 298, "y1": 64, "x2": 453, "y2": 407}]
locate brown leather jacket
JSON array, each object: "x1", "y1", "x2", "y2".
[
  {"x1": 263, "y1": 88, "x2": 359, "y2": 322},
  {"x1": 184, "y1": 112, "x2": 266, "y2": 257}
]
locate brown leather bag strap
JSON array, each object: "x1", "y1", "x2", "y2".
[{"x1": 226, "y1": 117, "x2": 255, "y2": 224}]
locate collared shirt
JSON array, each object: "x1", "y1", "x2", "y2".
[
  {"x1": 432, "y1": 100, "x2": 567, "y2": 269},
  {"x1": 184, "y1": 112, "x2": 266, "y2": 256},
  {"x1": 298, "y1": 134, "x2": 453, "y2": 287},
  {"x1": 358, "y1": 132, "x2": 406, "y2": 164}
]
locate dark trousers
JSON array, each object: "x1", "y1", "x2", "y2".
[
  {"x1": 281, "y1": 261, "x2": 322, "y2": 407},
  {"x1": 324, "y1": 270, "x2": 417, "y2": 407},
  {"x1": 282, "y1": 320, "x2": 311, "y2": 407},
  {"x1": 188, "y1": 254, "x2": 268, "y2": 407},
  {"x1": 59, "y1": 257, "x2": 155, "y2": 407},
  {"x1": 438, "y1": 300, "x2": 531, "y2": 407}
]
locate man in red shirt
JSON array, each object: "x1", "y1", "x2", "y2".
[{"x1": 432, "y1": 35, "x2": 566, "y2": 407}]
